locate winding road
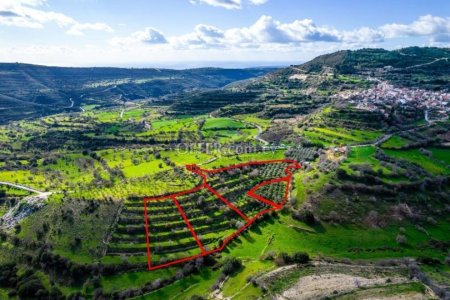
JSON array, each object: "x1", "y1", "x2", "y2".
[{"x1": 230, "y1": 117, "x2": 269, "y2": 145}]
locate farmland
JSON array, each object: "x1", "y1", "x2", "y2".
[{"x1": 0, "y1": 47, "x2": 449, "y2": 299}]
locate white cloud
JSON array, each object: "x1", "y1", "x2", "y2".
[
  {"x1": 134, "y1": 14, "x2": 449, "y2": 50},
  {"x1": 174, "y1": 15, "x2": 381, "y2": 48},
  {"x1": 381, "y1": 15, "x2": 450, "y2": 40},
  {"x1": 248, "y1": 0, "x2": 268, "y2": 5},
  {"x1": 190, "y1": 0, "x2": 242, "y2": 10},
  {"x1": 0, "y1": 0, "x2": 113, "y2": 35},
  {"x1": 172, "y1": 24, "x2": 225, "y2": 48},
  {"x1": 189, "y1": 0, "x2": 268, "y2": 9},
  {"x1": 66, "y1": 23, "x2": 114, "y2": 36},
  {"x1": 110, "y1": 15, "x2": 387, "y2": 50},
  {"x1": 341, "y1": 27, "x2": 384, "y2": 44},
  {"x1": 110, "y1": 27, "x2": 167, "y2": 45}
]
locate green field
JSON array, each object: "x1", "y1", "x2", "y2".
[
  {"x1": 203, "y1": 118, "x2": 247, "y2": 130},
  {"x1": 429, "y1": 147, "x2": 450, "y2": 165},
  {"x1": 384, "y1": 148, "x2": 450, "y2": 175},
  {"x1": 381, "y1": 135, "x2": 410, "y2": 149}
]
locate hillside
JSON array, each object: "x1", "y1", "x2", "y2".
[
  {"x1": 0, "y1": 47, "x2": 448, "y2": 299},
  {"x1": 0, "y1": 64, "x2": 274, "y2": 123},
  {"x1": 274, "y1": 47, "x2": 450, "y2": 90}
]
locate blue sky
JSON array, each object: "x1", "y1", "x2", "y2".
[{"x1": 0, "y1": 0, "x2": 449, "y2": 67}]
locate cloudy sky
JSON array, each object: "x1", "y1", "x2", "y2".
[{"x1": 0, "y1": 0, "x2": 449, "y2": 67}]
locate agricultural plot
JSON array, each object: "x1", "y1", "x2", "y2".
[
  {"x1": 303, "y1": 127, "x2": 381, "y2": 146},
  {"x1": 429, "y1": 147, "x2": 450, "y2": 165},
  {"x1": 202, "y1": 118, "x2": 247, "y2": 130},
  {"x1": 285, "y1": 147, "x2": 318, "y2": 162},
  {"x1": 380, "y1": 135, "x2": 411, "y2": 149},
  {"x1": 107, "y1": 159, "x2": 301, "y2": 270},
  {"x1": 201, "y1": 117, "x2": 256, "y2": 143},
  {"x1": 383, "y1": 148, "x2": 450, "y2": 175}
]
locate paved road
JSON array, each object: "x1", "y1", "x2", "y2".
[
  {"x1": 67, "y1": 98, "x2": 74, "y2": 108},
  {"x1": 251, "y1": 122, "x2": 269, "y2": 145},
  {"x1": 0, "y1": 181, "x2": 45, "y2": 195}
]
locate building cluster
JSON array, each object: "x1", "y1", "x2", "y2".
[{"x1": 337, "y1": 82, "x2": 450, "y2": 121}]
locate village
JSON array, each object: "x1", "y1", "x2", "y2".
[{"x1": 338, "y1": 82, "x2": 450, "y2": 121}]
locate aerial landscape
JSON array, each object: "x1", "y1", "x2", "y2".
[{"x1": 0, "y1": 0, "x2": 449, "y2": 299}]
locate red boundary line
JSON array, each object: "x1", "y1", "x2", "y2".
[
  {"x1": 173, "y1": 197, "x2": 207, "y2": 254},
  {"x1": 246, "y1": 177, "x2": 290, "y2": 209},
  {"x1": 204, "y1": 183, "x2": 250, "y2": 221},
  {"x1": 143, "y1": 159, "x2": 301, "y2": 271}
]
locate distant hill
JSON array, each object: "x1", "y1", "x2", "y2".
[
  {"x1": 165, "y1": 47, "x2": 450, "y2": 118},
  {"x1": 277, "y1": 47, "x2": 450, "y2": 90},
  {"x1": 0, "y1": 64, "x2": 275, "y2": 123},
  {"x1": 298, "y1": 47, "x2": 450, "y2": 73}
]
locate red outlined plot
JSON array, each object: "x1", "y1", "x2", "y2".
[
  {"x1": 143, "y1": 159, "x2": 301, "y2": 271},
  {"x1": 172, "y1": 197, "x2": 207, "y2": 254},
  {"x1": 247, "y1": 177, "x2": 290, "y2": 209}
]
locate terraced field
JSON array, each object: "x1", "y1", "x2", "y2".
[{"x1": 105, "y1": 160, "x2": 301, "y2": 270}]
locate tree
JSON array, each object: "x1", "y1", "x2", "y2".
[{"x1": 222, "y1": 257, "x2": 242, "y2": 275}]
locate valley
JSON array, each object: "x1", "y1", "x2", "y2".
[{"x1": 0, "y1": 47, "x2": 449, "y2": 300}]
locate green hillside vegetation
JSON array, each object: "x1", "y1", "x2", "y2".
[{"x1": 0, "y1": 47, "x2": 448, "y2": 299}]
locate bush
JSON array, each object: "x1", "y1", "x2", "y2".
[
  {"x1": 275, "y1": 252, "x2": 291, "y2": 266},
  {"x1": 396, "y1": 234, "x2": 407, "y2": 245},
  {"x1": 275, "y1": 252, "x2": 310, "y2": 266},
  {"x1": 292, "y1": 209, "x2": 316, "y2": 225},
  {"x1": 18, "y1": 279, "x2": 47, "y2": 298},
  {"x1": 189, "y1": 296, "x2": 206, "y2": 300},
  {"x1": 222, "y1": 257, "x2": 242, "y2": 275},
  {"x1": 292, "y1": 252, "x2": 310, "y2": 264},
  {"x1": 417, "y1": 256, "x2": 440, "y2": 266}
]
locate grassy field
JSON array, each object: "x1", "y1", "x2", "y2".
[
  {"x1": 137, "y1": 269, "x2": 222, "y2": 300},
  {"x1": 203, "y1": 118, "x2": 247, "y2": 130},
  {"x1": 207, "y1": 150, "x2": 285, "y2": 168},
  {"x1": 340, "y1": 146, "x2": 391, "y2": 175},
  {"x1": 429, "y1": 147, "x2": 450, "y2": 165},
  {"x1": 234, "y1": 114, "x2": 272, "y2": 130},
  {"x1": 381, "y1": 135, "x2": 410, "y2": 149},
  {"x1": 303, "y1": 127, "x2": 381, "y2": 147},
  {"x1": 101, "y1": 269, "x2": 176, "y2": 293},
  {"x1": 0, "y1": 170, "x2": 47, "y2": 190},
  {"x1": 384, "y1": 148, "x2": 450, "y2": 175},
  {"x1": 224, "y1": 213, "x2": 449, "y2": 261}
]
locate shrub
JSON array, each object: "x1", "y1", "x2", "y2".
[
  {"x1": 292, "y1": 252, "x2": 310, "y2": 264},
  {"x1": 189, "y1": 296, "x2": 206, "y2": 300},
  {"x1": 292, "y1": 209, "x2": 315, "y2": 225},
  {"x1": 275, "y1": 252, "x2": 291, "y2": 266},
  {"x1": 222, "y1": 257, "x2": 242, "y2": 275},
  {"x1": 396, "y1": 234, "x2": 407, "y2": 245},
  {"x1": 417, "y1": 256, "x2": 440, "y2": 266}
]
